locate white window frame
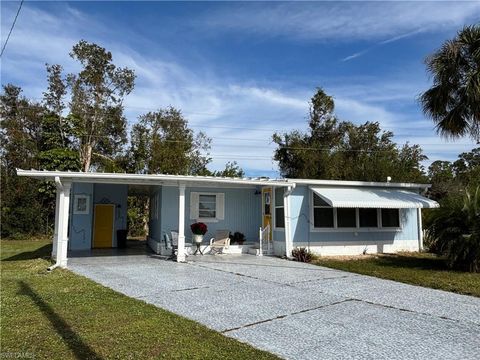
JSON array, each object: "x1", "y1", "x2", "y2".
[
  {"x1": 190, "y1": 192, "x2": 224, "y2": 223},
  {"x1": 379, "y1": 208, "x2": 402, "y2": 229},
  {"x1": 273, "y1": 187, "x2": 285, "y2": 230},
  {"x1": 310, "y1": 191, "x2": 402, "y2": 232},
  {"x1": 73, "y1": 194, "x2": 90, "y2": 215}
]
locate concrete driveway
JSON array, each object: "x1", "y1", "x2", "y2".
[{"x1": 69, "y1": 253, "x2": 480, "y2": 360}]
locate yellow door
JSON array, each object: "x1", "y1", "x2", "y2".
[
  {"x1": 262, "y1": 187, "x2": 273, "y2": 240},
  {"x1": 93, "y1": 204, "x2": 115, "y2": 248}
]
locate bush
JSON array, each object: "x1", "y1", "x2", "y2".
[
  {"x1": 229, "y1": 231, "x2": 246, "y2": 245},
  {"x1": 425, "y1": 186, "x2": 480, "y2": 272},
  {"x1": 291, "y1": 247, "x2": 316, "y2": 263}
]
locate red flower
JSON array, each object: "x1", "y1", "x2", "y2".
[{"x1": 191, "y1": 222, "x2": 208, "y2": 235}]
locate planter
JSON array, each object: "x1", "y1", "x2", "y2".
[{"x1": 192, "y1": 234, "x2": 204, "y2": 244}]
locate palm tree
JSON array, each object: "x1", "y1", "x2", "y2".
[{"x1": 420, "y1": 25, "x2": 480, "y2": 142}]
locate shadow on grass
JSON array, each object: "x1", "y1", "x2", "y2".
[
  {"x1": 372, "y1": 254, "x2": 449, "y2": 271},
  {"x1": 2, "y1": 244, "x2": 52, "y2": 261},
  {"x1": 18, "y1": 281, "x2": 102, "y2": 360}
]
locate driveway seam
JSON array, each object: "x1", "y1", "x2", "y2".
[{"x1": 222, "y1": 299, "x2": 356, "y2": 333}]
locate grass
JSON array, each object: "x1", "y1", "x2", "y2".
[
  {"x1": 1, "y1": 239, "x2": 278, "y2": 360},
  {"x1": 313, "y1": 252, "x2": 480, "y2": 298}
]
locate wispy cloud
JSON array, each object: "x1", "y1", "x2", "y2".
[
  {"x1": 199, "y1": 2, "x2": 480, "y2": 42},
  {"x1": 341, "y1": 49, "x2": 370, "y2": 62},
  {"x1": 1, "y1": 2, "x2": 476, "y2": 175},
  {"x1": 342, "y1": 27, "x2": 430, "y2": 62}
]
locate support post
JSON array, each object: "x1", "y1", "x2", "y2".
[
  {"x1": 284, "y1": 185, "x2": 294, "y2": 258},
  {"x1": 52, "y1": 179, "x2": 62, "y2": 259},
  {"x1": 177, "y1": 184, "x2": 186, "y2": 262},
  {"x1": 57, "y1": 181, "x2": 71, "y2": 268},
  {"x1": 417, "y1": 208, "x2": 423, "y2": 251}
]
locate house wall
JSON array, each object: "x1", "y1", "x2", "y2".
[
  {"x1": 69, "y1": 182, "x2": 128, "y2": 250},
  {"x1": 148, "y1": 187, "x2": 162, "y2": 242},
  {"x1": 69, "y1": 183, "x2": 94, "y2": 250},
  {"x1": 159, "y1": 186, "x2": 262, "y2": 242},
  {"x1": 273, "y1": 185, "x2": 421, "y2": 256}
]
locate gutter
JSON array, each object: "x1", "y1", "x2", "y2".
[{"x1": 47, "y1": 177, "x2": 63, "y2": 271}]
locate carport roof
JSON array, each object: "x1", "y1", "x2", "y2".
[
  {"x1": 16, "y1": 169, "x2": 432, "y2": 190},
  {"x1": 16, "y1": 169, "x2": 291, "y2": 187}
]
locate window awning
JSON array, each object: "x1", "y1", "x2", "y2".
[{"x1": 310, "y1": 187, "x2": 439, "y2": 209}]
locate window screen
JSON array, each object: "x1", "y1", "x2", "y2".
[
  {"x1": 337, "y1": 208, "x2": 357, "y2": 228},
  {"x1": 359, "y1": 208, "x2": 378, "y2": 227},
  {"x1": 199, "y1": 194, "x2": 216, "y2": 218},
  {"x1": 381, "y1": 209, "x2": 400, "y2": 227}
]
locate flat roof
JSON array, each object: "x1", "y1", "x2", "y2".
[{"x1": 16, "y1": 169, "x2": 431, "y2": 189}]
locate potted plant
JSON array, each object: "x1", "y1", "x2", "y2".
[
  {"x1": 190, "y1": 222, "x2": 208, "y2": 244},
  {"x1": 230, "y1": 231, "x2": 246, "y2": 245}
]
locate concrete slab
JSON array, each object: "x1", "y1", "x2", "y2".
[{"x1": 68, "y1": 253, "x2": 480, "y2": 360}]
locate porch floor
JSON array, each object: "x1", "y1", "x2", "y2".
[{"x1": 68, "y1": 251, "x2": 480, "y2": 360}]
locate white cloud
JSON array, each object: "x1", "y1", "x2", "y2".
[
  {"x1": 200, "y1": 2, "x2": 480, "y2": 42},
  {"x1": 1, "y1": 2, "x2": 477, "y2": 176}
]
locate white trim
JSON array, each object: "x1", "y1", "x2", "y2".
[
  {"x1": 284, "y1": 185, "x2": 295, "y2": 258},
  {"x1": 191, "y1": 191, "x2": 224, "y2": 222},
  {"x1": 57, "y1": 181, "x2": 71, "y2": 268},
  {"x1": 289, "y1": 177, "x2": 431, "y2": 189},
  {"x1": 73, "y1": 194, "x2": 90, "y2": 215},
  {"x1": 16, "y1": 169, "x2": 432, "y2": 190},
  {"x1": 16, "y1": 169, "x2": 291, "y2": 188},
  {"x1": 52, "y1": 184, "x2": 61, "y2": 258},
  {"x1": 417, "y1": 208, "x2": 423, "y2": 251},
  {"x1": 177, "y1": 184, "x2": 186, "y2": 262}
]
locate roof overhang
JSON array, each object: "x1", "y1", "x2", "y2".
[
  {"x1": 291, "y1": 178, "x2": 431, "y2": 190},
  {"x1": 16, "y1": 169, "x2": 291, "y2": 188},
  {"x1": 310, "y1": 186, "x2": 439, "y2": 209}
]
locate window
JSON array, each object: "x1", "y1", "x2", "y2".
[
  {"x1": 199, "y1": 194, "x2": 216, "y2": 219},
  {"x1": 381, "y1": 209, "x2": 400, "y2": 228},
  {"x1": 274, "y1": 188, "x2": 284, "y2": 228},
  {"x1": 313, "y1": 193, "x2": 334, "y2": 228},
  {"x1": 190, "y1": 192, "x2": 224, "y2": 222},
  {"x1": 359, "y1": 208, "x2": 378, "y2": 227},
  {"x1": 73, "y1": 194, "x2": 89, "y2": 214},
  {"x1": 337, "y1": 208, "x2": 356, "y2": 228}
]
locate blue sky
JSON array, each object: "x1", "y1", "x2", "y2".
[{"x1": 1, "y1": 1, "x2": 479, "y2": 177}]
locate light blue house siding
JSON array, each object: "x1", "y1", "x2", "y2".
[
  {"x1": 277, "y1": 185, "x2": 420, "y2": 254},
  {"x1": 69, "y1": 183, "x2": 128, "y2": 250},
  {"x1": 69, "y1": 183, "x2": 94, "y2": 250},
  {"x1": 157, "y1": 186, "x2": 262, "y2": 242}
]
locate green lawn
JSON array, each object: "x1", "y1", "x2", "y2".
[
  {"x1": 313, "y1": 252, "x2": 480, "y2": 298},
  {"x1": 1, "y1": 239, "x2": 278, "y2": 360}
]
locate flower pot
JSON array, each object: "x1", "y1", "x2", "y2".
[{"x1": 193, "y1": 234, "x2": 204, "y2": 244}]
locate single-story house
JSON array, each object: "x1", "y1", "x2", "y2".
[{"x1": 17, "y1": 169, "x2": 439, "y2": 268}]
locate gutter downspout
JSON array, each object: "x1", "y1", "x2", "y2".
[
  {"x1": 48, "y1": 177, "x2": 63, "y2": 271},
  {"x1": 284, "y1": 183, "x2": 296, "y2": 258}
]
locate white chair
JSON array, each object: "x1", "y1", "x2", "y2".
[
  {"x1": 170, "y1": 231, "x2": 192, "y2": 257},
  {"x1": 209, "y1": 230, "x2": 231, "y2": 254}
]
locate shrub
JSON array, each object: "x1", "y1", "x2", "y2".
[
  {"x1": 425, "y1": 186, "x2": 480, "y2": 272},
  {"x1": 292, "y1": 247, "x2": 316, "y2": 263},
  {"x1": 229, "y1": 231, "x2": 246, "y2": 245}
]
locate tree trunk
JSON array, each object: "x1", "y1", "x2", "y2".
[{"x1": 82, "y1": 144, "x2": 92, "y2": 172}]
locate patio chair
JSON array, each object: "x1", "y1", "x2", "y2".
[
  {"x1": 170, "y1": 231, "x2": 192, "y2": 258},
  {"x1": 209, "y1": 230, "x2": 231, "y2": 255}
]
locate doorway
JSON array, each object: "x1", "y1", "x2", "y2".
[{"x1": 92, "y1": 204, "x2": 115, "y2": 248}]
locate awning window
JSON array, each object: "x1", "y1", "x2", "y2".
[{"x1": 310, "y1": 187, "x2": 439, "y2": 209}]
